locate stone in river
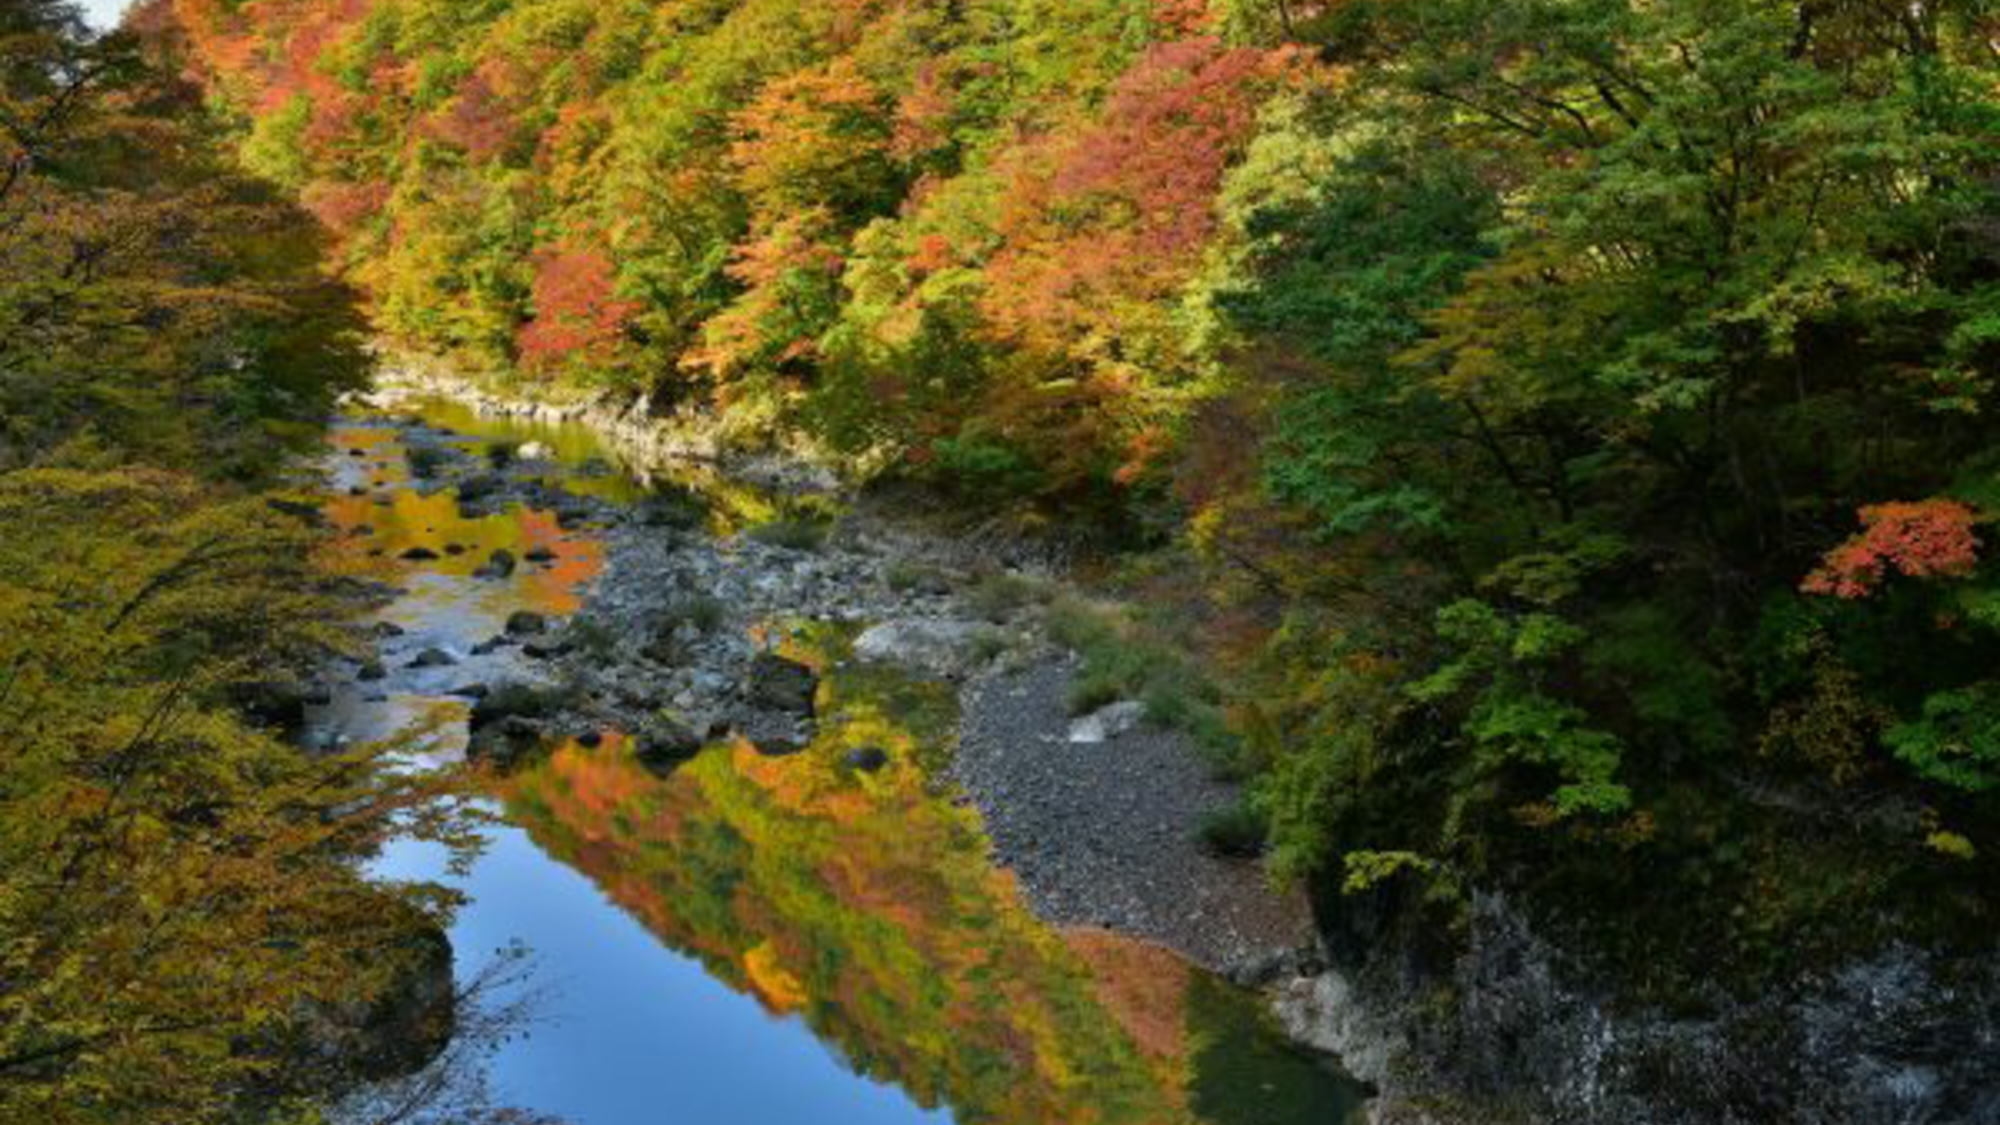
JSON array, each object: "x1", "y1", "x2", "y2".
[
  {"x1": 524, "y1": 545, "x2": 558, "y2": 564},
  {"x1": 505, "y1": 611, "x2": 548, "y2": 636},
  {"x1": 473, "y1": 549, "x2": 516, "y2": 580},
  {"x1": 400, "y1": 546, "x2": 440, "y2": 561},
  {"x1": 408, "y1": 648, "x2": 457, "y2": 669}
]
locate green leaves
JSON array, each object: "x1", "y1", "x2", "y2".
[
  {"x1": 1412, "y1": 597, "x2": 1631, "y2": 819},
  {"x1": 1886, "y1": 684, "x2": 2000, "y2": 793}
]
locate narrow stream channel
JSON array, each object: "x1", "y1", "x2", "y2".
[{"x1": 305, "y1": 402, "x2": 1368, "y2": 1125}]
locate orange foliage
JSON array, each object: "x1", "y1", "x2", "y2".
[
  {"x1": 983, "y1": 38, "x2": 1289, "y2": 350},
  {"x1": 1803, "y1": 499, "x2": 1982, "y2": 599},
  {"x1": 517, "y1": 243, "x2": 641, "y2": 370}
]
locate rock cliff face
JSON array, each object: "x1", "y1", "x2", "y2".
[{"x1": 1276, "y1": 891, "x2": 2000, "y2": 1124}]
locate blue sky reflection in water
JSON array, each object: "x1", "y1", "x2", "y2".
[{"x1": 373, "y1": 830, "x2": 950, "y2": 1125}]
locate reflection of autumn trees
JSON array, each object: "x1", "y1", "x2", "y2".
[{"x1": 498, "y1": 662, "x2": 1204, "y2": 1125}]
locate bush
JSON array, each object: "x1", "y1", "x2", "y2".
[
  {"x1": 968, "y1": 571, "x2": 1044, "y2": 622},
  {"x1": 1199, "y1": 799, "x2": 1268, "y2": 859},
  {"x1": 747, "y1": 517, "x2": 830, "y2": 552}
]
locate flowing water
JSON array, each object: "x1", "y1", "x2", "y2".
[{"x1": 306, "y1": 404, "x2": 1368, "y2": 1125}]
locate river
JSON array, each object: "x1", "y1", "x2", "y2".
[{"x1": 303, "y1": 400, "x2": 1368, "y2": 1125}]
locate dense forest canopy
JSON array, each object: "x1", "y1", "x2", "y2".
[
  {"x1": 167, "y1": 0, "x2": 2000, "y2": 984},
  {"x1": 0, "y1": 4, "x2": 477, "y2": 1121},
  {"x1": 3, "y1": 0, "x2": 1999, "y2": 1115}
]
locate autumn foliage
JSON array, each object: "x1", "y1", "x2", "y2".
[{"x1": 1803, "y1": 501, "x2": 1983, "y2": 600}]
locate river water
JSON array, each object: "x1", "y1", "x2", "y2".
[{"x1": 305, "y1": 403, "x2": 1367, "y2": 1125}]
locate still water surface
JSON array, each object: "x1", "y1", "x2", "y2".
[{"x1": 309, "y1": 404, "x2": 1366, "y2": 1125}]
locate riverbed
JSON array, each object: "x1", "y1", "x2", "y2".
[{"x1": 304, "y1": 400, "x2": 1368, "y2": 1125}]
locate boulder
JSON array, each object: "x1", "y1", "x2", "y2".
[
  {"x1": 399, "y1": 547, "x2": 441, "y2": 562},
  {"x1": 524, "y1": 545, "x2": 558, "y2": 564},
  {"x1": 1067, "y1": 700, "x2": 1147, "y2": 744},
  {"x1": 408, "y1": 648, "x2": 457, "y2": 669},
  {"x1": 634, "y1": 716, "x2": 704, "y2": 777},
  {"x1": 465, "y1": 715, "x2": 546, "y2": 770},
  {"x1": 505, "y1": 610, "x2": 548, "y2": 636},
  {"x1": 469, "y1": 682, "x2": 569, "y2": 731},
  {"x1": 473, "y1": 549, "x2": 516, "y2": 580},
  {"x1": 853, "y1": 618, "x2": 995, "y2": 680},
  {"x1": 356, "y1": 660, "x2": 388, "y2": 683},
  {"x1": 747, "y1": 653, "x2": 818, "y2": 716},
  {"x1": 517, "y1": 441, "x2": 553, "y2": 460}
]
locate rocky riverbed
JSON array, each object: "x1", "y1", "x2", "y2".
[{"x1": 338, "y1": 391, "x2": 1328, "y2": 1000}]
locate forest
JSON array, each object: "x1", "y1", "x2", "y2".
[
  {"x1": 169, "y1": 0, "x2": 2000, "y2": 974},
  {"x1": 4, "y1": 0, "x2": 2000, "y2": 1120}
]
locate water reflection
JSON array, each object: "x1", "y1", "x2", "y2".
[
  {"x1": 497, "y1": 629, "x2": 1365, "y2": 1125},
  {"x1": 319, "y1": 409, "x2": 1365, "y2": 1124}
]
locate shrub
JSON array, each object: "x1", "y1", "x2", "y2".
[
  {"x1": 747, "y1": 517, "x2": 830, "y2": 552},
  {"x1": 1199, "y1": 799, "x2": 1268, "y2": 859}
]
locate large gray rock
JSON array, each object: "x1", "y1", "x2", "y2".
[
  {"x1": 853, "y1": 618, "x2": 994, "y2": 680},
  {"x1": 1067, "y1": 700, "x2": 1147, "y2": 744}
]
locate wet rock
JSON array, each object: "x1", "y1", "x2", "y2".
[
  {"x1": 456, "y1": 474, "x2": 504, "y2": 504},
  {"x1": 372, "y1": 621, "x2": 406, "y2": 638},
  {"x1": 356, "y1": 660, "x2": 388, "y2": 683},
  {"x1": 522, "y1": 640, "x2": 571, "y2": 661},
  {"x1": 470, "y1": 682, "x2": 571, "y2": 732},
  {"x1": 466, "y1": 715, "x2": 548, "y2": 770},
  {"x1": 505, "y1": 611, "x2": 548, "y2": 636},
  {"x1": 524, "y1": 545, "x2": 558, "y2": 564},
  {"x1": 634, "y1": 717, "x2": 703, "y2": 776},
  {"x1": 747, "y1": 653, "x2": 817, "y2": 716},
  {"x1": 473, "y1": 549, "x2": 516, "y2": 580},
  {"x1": 576, "y1": 730, "x2": 604, "y2": 749},
  {"x1": 1068, "y1": 700, "x2": 1147, "y2": 744},
  {"x1": 844, "y1": 746, "x2": 890, "y2": 773},
  {"x1": 444, "y1": 543, "x2": 467, "y2": 556},
  {"x1": 470, "y1": 637, "x2": 509, "y2": 656},
  {"x1": 408, "y1": 648, "x2": 457, "y2": 669},
  {"x1": 449, "y1": 684, "x2": 490, "y2": 700},
  {"x1": 399, "y1": 546, "x2": 441, "y2": 562},
  {"x1": 853, "y1": 618, "x2": 995, "y2": 680}
]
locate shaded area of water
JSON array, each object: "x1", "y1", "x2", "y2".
[{"x1": 312, "y1": 404, "x2": 1366, "y2": 1125}]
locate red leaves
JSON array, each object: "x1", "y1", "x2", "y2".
[
  {"x1": 517, "y1": 244, "x2": 639, "y2": 370},
  {"x1": 982, "y1": 37, "x2": 1289, "y2": 348},
  {"x1": 1803, "y1": 500, "x2": 1982, "y2": 599},
  {"x1": 729, "y1": 57, "x2": 894, "y2": 215},
  {"x1": 429, "y1": 66, "x2": 519, "y2": 162},
  {"x1": 300, "y1": 179, "x2": 388, "y2": 237}
]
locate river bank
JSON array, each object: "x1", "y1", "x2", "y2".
[
  {"x1": 350, "y1": 368, "x2": 2000, "y2": 1125},
  {"x1": 360, "y1": 370, "x2": 1321, "y2": 979},
  {"x1": 315, "y1": 383, "x2": 1367, "y2": 1123}
]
